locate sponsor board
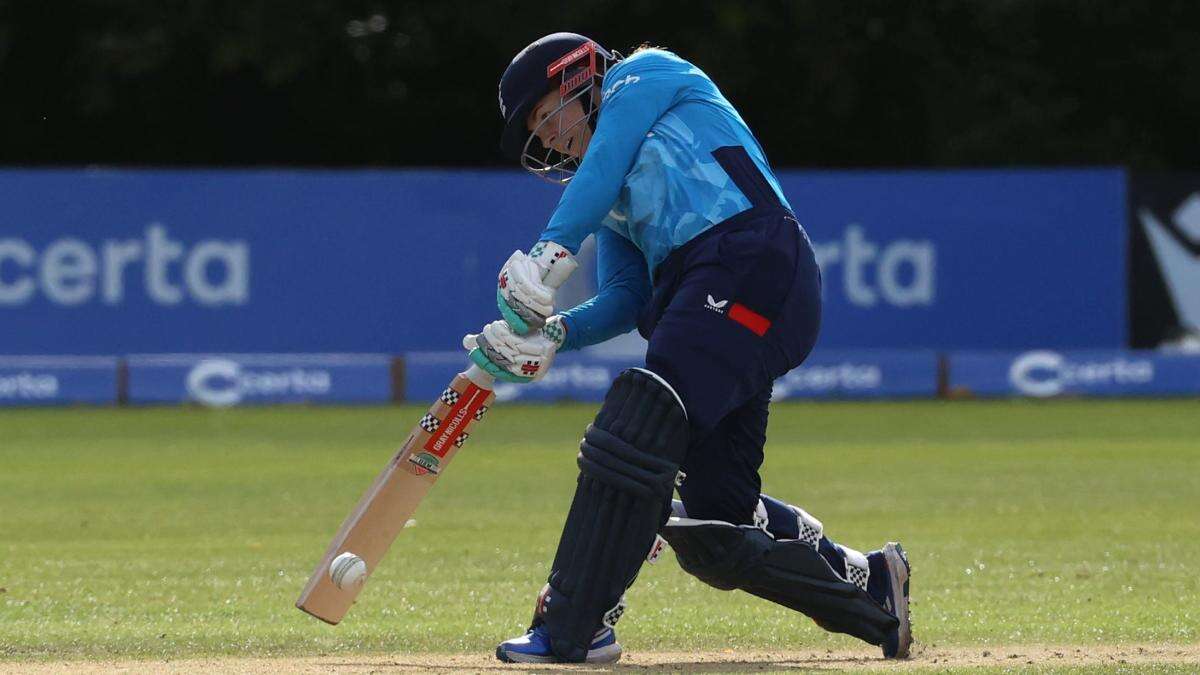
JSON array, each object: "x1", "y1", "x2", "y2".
[
  {"x1": 0, "y1": 169, "x2": 563, "y2": 355},
  {"x1": 404, "y1": 351, "x2": 635, "y2": 403},
  {"x1": 0, "y1": 356, "x2": 118, "y2": 406},
  {"x1": 126, "y1": 353, "x2": 392, "y2": 406},
  {"x1": 784, "y1": 169, "x2": 1127, "y2": 349},
  {"x1": 1129, "y1": 173, "x2": 1200, "y2": 348},
  {"x1": 3, "y1": 168, "x2": 1124, "y2": 356},
  {"x1": 948, "y1": 350, "x2": 1200, "y2": 398},
  {"x1": 406, "y1": 350, "x2": 938, "y2": 403},
  {"x1": 772, "y1": 350, "x2": 939, "y2": 400}
]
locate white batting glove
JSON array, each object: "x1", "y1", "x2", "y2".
[
  {"x1": 497, "y1": 241, "x2": 578, "y2": 335},
  {"x1": 541, "y1": 314, "x2": 568, "y2": 349},
  {"x1": 463, "y1": 317, "x2": 561, "y2": 383}
]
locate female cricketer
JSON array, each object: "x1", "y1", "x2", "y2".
[{"x1": 463, "y1": 32, "x2": 911, "y2": 664}]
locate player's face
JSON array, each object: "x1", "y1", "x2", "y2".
[{"x1": 527, "y1": 90, "x2": 593, "y2": 160}]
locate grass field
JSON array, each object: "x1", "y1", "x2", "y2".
[{"x1": 1, "y1": 400, "x2": 1198, "y2": 671}]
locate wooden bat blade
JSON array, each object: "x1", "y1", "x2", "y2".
[{"x1": 296, "y1": 368, "x2": 495, "y2": 624}]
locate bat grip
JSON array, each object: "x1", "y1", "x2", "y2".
[{"x1": 463, "y1": 363, "x2": 496, "y2": 389}]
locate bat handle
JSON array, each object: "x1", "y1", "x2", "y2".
[{"x1": 464, "y1": 362, "x2": 496, "y2": 390}]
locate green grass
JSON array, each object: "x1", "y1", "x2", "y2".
[{"x1": 1, "y1": 400, "x2": 1197, "y2": 661}]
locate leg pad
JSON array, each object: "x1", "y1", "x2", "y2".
[
  {"x1": 540, "y1": 368, "x2": 689, "y2": 661},
  {"x1": 661, "y1": 519, "x2": 898, "y2": 646}
]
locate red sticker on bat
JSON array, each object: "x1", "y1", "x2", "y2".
[{"x1": 423, "y1": 384, "x2": 488, "y2": 458}]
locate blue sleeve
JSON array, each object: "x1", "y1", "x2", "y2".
[
  {"x1": 558, "y1": 227, "x2": 651, "y2": 351},
  {"x1": 539, "y1": 52, "x2": 688, "y2": 254}
]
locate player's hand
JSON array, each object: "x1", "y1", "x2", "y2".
[
  {"x1": 497, "y1": 241, "x2": 578, "y2": 335},
  {"x1": 463, "y1": 316, "x2": 565, "y2": 384}
]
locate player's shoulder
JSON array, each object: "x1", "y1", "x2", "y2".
[
  {"x1": 608, "y1": 48, "x2": 690, "y2": 79},
  {"x1": 602, "y1": 48, "x2": 704, "y2": 101}
]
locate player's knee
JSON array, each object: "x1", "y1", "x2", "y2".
[
  {"x1": 661, "y1": 519, "x2": 767, "y2": 591},
  {"x1": 640, "y1": 350, "x2": 718, "y2": 435},
  {"x1": 675, "y1": 489, "x2": 760, "y2": 527}
]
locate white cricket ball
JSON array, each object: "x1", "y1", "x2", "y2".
[{"x1": 329, "y1": 551, "x2": 367, "y2": 589}]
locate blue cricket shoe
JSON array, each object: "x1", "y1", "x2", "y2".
[
  {"x1": 877, "y1": 542, "x2": 912, "y2": 659},
  {"x1": 495, "y1": 624, "x2": 622, "y2": 664}
]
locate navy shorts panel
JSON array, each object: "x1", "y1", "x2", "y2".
[
  {"x1": 641, "y1": 207, "x2": 821, "y2": 432},
  {"x1": 641, "y1": 209, "x2": 821, "y2": 525},
  {"x1": 675, "y1": 385, "x2": 771, "y2": 525}
]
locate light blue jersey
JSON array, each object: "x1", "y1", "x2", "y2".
[{"x1": 542, "y1": 49, "x2": 791, "y2": 351}]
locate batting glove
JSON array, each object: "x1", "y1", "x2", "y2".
[
  {"x1": 497, "y1": 241, "x2": 578, "y2": 335},
  {"x1": 463, "y1": 317, "x2": 563, "y2": 384}
]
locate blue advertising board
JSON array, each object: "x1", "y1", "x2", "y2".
[
  {"x1": 778, "y1": 169, "x2": 1127, "y2": 350},
  {"x1": 1, "y1": 168, "x2": 1125, "y2": 355},
  {"x1": 0, "y1": 169, "x2": 562, "y2": 356},
  {"x1": 948, "y1": 350, "x2": 1200, "y2": 397},
  {"x1": 126, "y1": 353, "x2": 393, "y2": 406},
  {"x1": 404, "y1": 351, "x2": 638, "y2": 404},
  {"x1": 771, "y1": 350, "x2": 939, "y2": 400},
  {"x1": 0, "y1": 356, "x2": 117, "y2": 406},
  {"x1": 405, "y1": 349, "x2": 938, "y2": 403}
]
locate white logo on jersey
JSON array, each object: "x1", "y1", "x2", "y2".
[
  {"x1": 705, "y1": 294, "x2": 728, "y2": 313},
  {"x1": 602, "y1": 74, "x2": 640, "y2": 101}
]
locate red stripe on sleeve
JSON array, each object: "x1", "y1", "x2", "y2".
[{"x1": 728, "y1": 303, "x2": 771, "y2": 336}]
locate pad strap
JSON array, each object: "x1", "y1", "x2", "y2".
[
  {"x1": 838, "y1": 544, "x2": 871, "y2": 592},
  {"x1": 790, "y1": 504, "x2": 824, "y2": 547}
]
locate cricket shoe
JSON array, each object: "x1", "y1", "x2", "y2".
[
  {"x1": 495, "y1": 624, "x2": 622, "y2": 664},
  {"x1": 874, "y1": 542, "x2": 912, "y2": 659}
]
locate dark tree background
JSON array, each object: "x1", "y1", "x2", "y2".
[{"x1": 1, "y1": 0, "x2": 1197, "y2": 167}]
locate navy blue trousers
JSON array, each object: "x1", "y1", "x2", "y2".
[{"x1": 638, "y1": 147, "x2": 822, "y2": 526}]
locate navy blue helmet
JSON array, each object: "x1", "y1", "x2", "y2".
[{"x1": 498, "y1": 33, "x2": 618, "y2": 181}]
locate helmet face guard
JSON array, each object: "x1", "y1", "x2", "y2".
[{"x1": 520, "y1": 41, "x2": 617, "y2": 185}]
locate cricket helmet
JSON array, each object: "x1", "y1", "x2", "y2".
[{"x1": 498, "y1": 32, "x2": 618, "y2": 183}]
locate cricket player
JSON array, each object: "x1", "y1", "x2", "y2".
[{"x1": 465, "y1": 32, "x2": 911, "y2": 664}]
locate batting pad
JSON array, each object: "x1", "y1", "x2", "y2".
[
  {"x1": 661, "y1": 518, "x2": 898, "y2": 646},
  {"x1": 539, "y1": 368, "x2": 689, "y2": 662}
]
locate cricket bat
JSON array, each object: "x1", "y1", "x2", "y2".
[{"x1": 296, "y1": 362, "x2": 496, "y2": 624}]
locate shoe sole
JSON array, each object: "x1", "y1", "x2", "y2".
[
  {"x1": 496, "y1": 642, "x2": 622, "y2": 664},
  {"x1": 495, "y1": 645, "x2": 555, "y2": 664},
  {"x1": 882, "y1": 542, "x2": 912, "y2": 659}
]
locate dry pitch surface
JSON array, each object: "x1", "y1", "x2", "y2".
[{"x1": 4, "y1": 645, "x2": 1200, "y2": 673}]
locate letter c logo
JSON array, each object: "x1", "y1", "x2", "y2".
[
  {"x1": 186, "y1": 359, "x2": 243, "y2": 407},
  {"x1": 1009, "y1": 350, "x2": 1064, "y2": 398}
]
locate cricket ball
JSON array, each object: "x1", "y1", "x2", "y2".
[{"x1": 329, "y1": 551, "x2": 367, "y2": 589}]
